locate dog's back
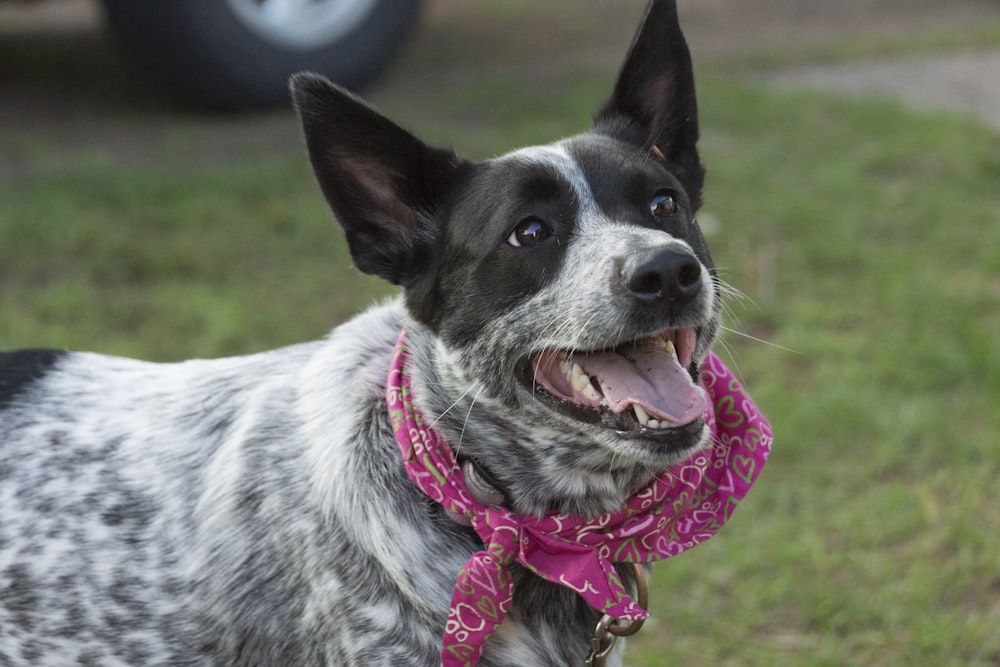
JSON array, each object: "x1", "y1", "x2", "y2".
[
  {"x1": 1, "y1": 338, "x2": 318, "y2": 664},
  {"x1": 0, "y1": 303, "x2": 472, "y2": 665}
]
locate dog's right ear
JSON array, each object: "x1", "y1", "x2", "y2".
[
  {"x1": 595, "y1": 0, "x2": 705, "y2": 210},
  {"x1": 290, "y1": 72, "x2": 467, "y2": 286}
]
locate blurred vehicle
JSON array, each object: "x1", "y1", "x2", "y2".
[{"x1": 98, "y1": 0, "x2": 424, "y2": 109}]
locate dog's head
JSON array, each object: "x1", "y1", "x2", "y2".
[{"x1": 293, "y1": 1, "x2": 719, "y2": 514}]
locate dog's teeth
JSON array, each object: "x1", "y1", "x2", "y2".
[
  {"x1": 651, "y1": 335, "x2": 678, "y2": 361},
  {"x1": 632, "y1": 406, "x2": 673, "y2": 429},
  {"x1": 559, "y1": 356, "x2": 603, "y2": 403},
  {"x1": 582, "y1": 383, "x2": 601, "y2": 402},
  {"x1": 568, "y1": 363, "x2": 580, "y2": 388},
  {"x1": 633, "y1": 404, "x2": 650, "y2": 426},
  {"x1": 559, "y1": 359, "x2": 600, "y2": 401}
]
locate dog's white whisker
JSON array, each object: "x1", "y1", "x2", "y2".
[
  {"x1": 427, "y1": 384, "x2": 479, "y2": 429},
  {"x1": 710, "y1": 335, "x2": 745, "y2": 385},
  {"x1": 718, "y1": 326, "x2": 802, "y2": 355},
  {"x1": 453, "y1": 388, "x2": 485, "y2": 456}
]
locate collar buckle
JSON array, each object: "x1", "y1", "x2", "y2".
[{"x1": 585, "y1": 563, "x2": 650, "y2": 666}]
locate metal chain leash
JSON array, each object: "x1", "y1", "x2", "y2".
[{"x1": 584, "y1": 564, "x2": 649, "y2": 667}]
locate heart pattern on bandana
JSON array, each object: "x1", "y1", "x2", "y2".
[
  {"x1": 387, "y1": 334, "x2": 773, "y2": 667},
  {"x1": 715, "y1": 394, "x2": 746, "y2": 429}
]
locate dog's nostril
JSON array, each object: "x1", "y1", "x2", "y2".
[
  {"x1": 624, "y1": 249, "x2": 702, "y2": 304},
  {"x1": 677, "y1": 262, "x2": 701, "y2": 290},
  {"x1": 628, "y1": 272, "x2": 664, "y2": 298}
]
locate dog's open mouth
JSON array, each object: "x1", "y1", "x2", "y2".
[{"x1": 519, "y1": 328, "x2": 707, "y2": 437}]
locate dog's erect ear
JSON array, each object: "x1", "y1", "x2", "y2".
[
  {"x1": 596, "y1": 0, "x2": 705, "y2": 209},
  {"x1": 290, "y1": 72, "x2": 467, "y2": 285}
]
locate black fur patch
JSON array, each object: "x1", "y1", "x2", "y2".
[
  {"x1": 0, "y1": 349, "x2": 65, "y2": 410},
  {"x1": 426, "y1": 160, "x2": 579, "y2": 347}
]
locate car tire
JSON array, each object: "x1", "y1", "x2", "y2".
[{"x1": 102, "y1": 0, "x2": 423, "y2": 110}]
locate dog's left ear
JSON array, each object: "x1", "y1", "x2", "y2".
[
  {"x1": 290, "y1": 72, "x2": 468, "y2": 286},
  {"x1": 595, "y1": 0, "x2": 705, "y2": 210}
]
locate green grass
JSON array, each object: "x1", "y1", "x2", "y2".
[
  {"x1": 0, "y1": 151, "x2": 393, "y2": 359},
  {"x1": 3, "y1": 19, "x2": 1000, "y2": 667}
]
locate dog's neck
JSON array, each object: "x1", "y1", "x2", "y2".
[{"x1": 400, "y1": 326, "x2": 661, "y2": 517}]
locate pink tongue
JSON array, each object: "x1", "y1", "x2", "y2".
[{"x1": 581, "y1": 342, "x2": 706, "y2": 425}]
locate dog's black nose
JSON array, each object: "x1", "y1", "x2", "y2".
[{"x1": 622, "y1": 248, "x2": 703, "y2": 306}]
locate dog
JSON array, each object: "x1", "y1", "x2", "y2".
[{"x1": 0, "y1": 2, "x2": 743, "y2": 665}]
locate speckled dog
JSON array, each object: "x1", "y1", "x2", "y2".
[{"x1": 0, "y1": 2, "x2": 720, "y2": 665}]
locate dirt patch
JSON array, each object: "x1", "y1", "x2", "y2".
[
  {"x1": 766, "y1": 51, "x2": 1000, "y2": 131},
  {"x1": 679, "y1": 0, "x2": 999, "y2": 57},
  {"x1": 1, "y1": 0, "x2": 998, "y2": 177}
]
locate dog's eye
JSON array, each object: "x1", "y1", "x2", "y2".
[
  {"x1": 649, "y1": 192, "x2": 678, "y2": 218},
  {"x1": 507, "y1": 217, "x2": 551, "y2": 248}
]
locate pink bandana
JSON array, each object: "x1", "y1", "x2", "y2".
[{"x1": 386, "y1": 333, "x2": 772, "y2": 667}]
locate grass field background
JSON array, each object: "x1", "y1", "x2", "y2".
[{"x1": 2, "y1": 2, "x2": 999, "y2": 665}]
